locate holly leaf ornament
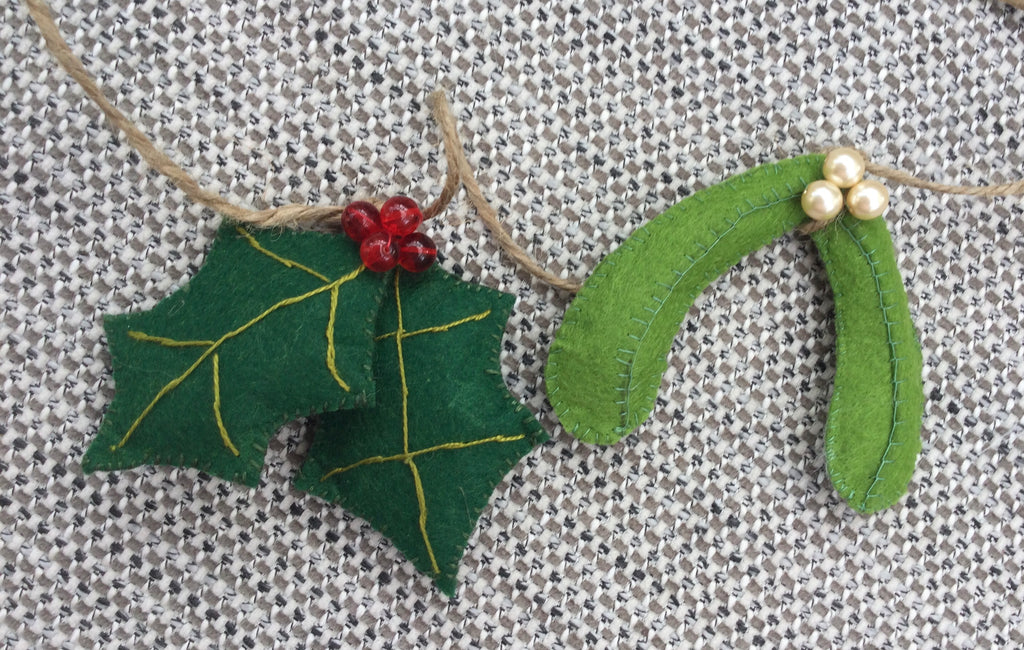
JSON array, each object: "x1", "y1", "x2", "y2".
[
  {"x1": 295, "y1": 267, "x2": 548, "y2": 595},
  {"x1": 83, "y1": 223, "x2": 388, "y2": 486}
]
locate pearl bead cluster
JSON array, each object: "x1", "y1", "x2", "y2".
[{"x1": 801, "y1": 148, "x2": 890, "y2": 223}]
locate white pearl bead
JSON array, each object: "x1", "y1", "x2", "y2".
[
  {"x1": 801, "y1": 180, "x2": 844, "y2": 222},
  {"x1": 846, "y1": 180, "x2": 890, "y2": 220},
  {"x1": 822, "y1": 147, "x2": 866, "y2": 189}
]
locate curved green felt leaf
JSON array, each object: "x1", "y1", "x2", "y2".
[
  {"x1": 811, "y1": 214, "x2": 924, "y2": 514},
  {"x1": 546, "y1": 155, "x2": 825, "y2": 445},
  {"x1": 83, "y1": 223, "x2": 387, "y2": 486},
  {"x1": 295, "y1": 267, "x2": 548, "y2": 596}
]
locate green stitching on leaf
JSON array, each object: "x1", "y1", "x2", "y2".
[
  {"x1": 545, "y1": 155, "x2": 826, "y2": 445},
  {"x1": 811, "y1": 214, "x2": 924, "y2": 514}
]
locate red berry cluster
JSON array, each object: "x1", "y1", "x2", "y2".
[{"x1": 338, "y1": 197, "x2": 438, "y2": 273}]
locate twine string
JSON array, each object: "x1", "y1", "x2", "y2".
[
  {"x1": 25, "y1": 0, "x2": 260, "y2": 222},
  {"x1": 865, "y1": 161, "x2": 1024, "y2": 198},
  {"x1": 425, "y1": 93, "x2": 582, "y2": 292},
  {"x1": 24, "y1": 0, "x2": 577, "y2": 290},
  {"x1": 22, "y1": 0, "x2": 1024, "y2": 292}
]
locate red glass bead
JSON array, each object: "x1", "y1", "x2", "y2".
[
  {"x1": 398, "y1": 232, "x2": 438, "y2": 272},
  {"x1": 379, "y1": 196, "x2": 423, "y2": 237},
  {"x1": 339, "y1": 201, "x2": 381, "y2": 242},
  {"x1": 359, "y1": 232, "x2": 399, "y2": 272}
]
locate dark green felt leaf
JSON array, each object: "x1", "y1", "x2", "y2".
[
  {"x1": 295, "y1": 267, "x2": 548, "y2": 595},
  {"x1": 83, "y1": 223, "x2": 387, "y2": 486}
]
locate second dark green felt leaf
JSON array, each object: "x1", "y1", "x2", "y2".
[
  {"x1": 83, "y1": 224, "x2": 387, "y2": 486},
  {"x1": 295, "y1": 267, "x2": 548, "y2": 595}
]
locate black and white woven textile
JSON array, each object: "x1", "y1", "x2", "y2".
[{"x1": 2, "y1": 0, "x2": 1023, "y2": 647}]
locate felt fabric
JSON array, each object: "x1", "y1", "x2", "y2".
[
  {"x1": 295, "y1": 267, "x2": 548, "y2": 595},
  {"x1": 546, "y1": 155, "x2": 825, "y2": 445},
  {"x1": 82, "y1": 223, "x2": 387, "y2": 486},
  {"x1": 8, "y1": 0, "x2": 1024, "y2": 644},
  {"x1": 811, "y1": 214, "x2": 925, "y2": 514}
]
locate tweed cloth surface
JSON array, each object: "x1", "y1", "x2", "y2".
[{"x1": 2, "y1": 0, "x2": 1023, "y2": 647}]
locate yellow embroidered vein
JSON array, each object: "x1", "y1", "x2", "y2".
[
  {"x1": 111, "y1": 265, "x2": 365, "y2": 452},
  {"x1": 128, "y1": 331, "x2": 214, "y2": 347},
  {"x1": 325, "y1": 285, "x2": 350, "y2": 391},
  {"x1": 236, "y1": 226, "x2": 330, "y2": 282},
  {"x1": 321, "y1": 272, "x2": 523, "y2": 576},
  {"x1": 319, "y1": 435, "x2": 528, "y2": 481},
  {"x1": 375, "y1": 309, "x2": 492, "y2": 340},
  {"x1": 212, "y1": 354, "x2": 240, "y2": 456}
]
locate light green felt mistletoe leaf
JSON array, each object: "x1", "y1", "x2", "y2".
[
  {"x1": 546, "y1": 155, "x2": 825, "y2": 445},
  {"x1": 811, "y1": 214, "x2": 924, "y2": 513},
  {"x1": 83, "y1": 223, "x2": 388, "y2": 486},
  {"x1": 295, "y1": 267, "x2": 548, "y2": 595}
]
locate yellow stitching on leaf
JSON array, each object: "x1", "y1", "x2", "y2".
[
  {"x1": 375, "y1": 308, "x2": 492, "y2": 341},
  {"x1": 395, "y1": 271, "x2": 410, "y2": 456},
  {"x1": 319, "y1": 434, "x2": 528, "y2": 480},
  {"x1": 325, "y1": 285, "x2": 350, "y2": 391},
  {"x1": 326, "y1": 271, "x2": 520, "y2": 576},
  {"x1": 111, "y1": 265, "x2": 365, "y2": 452},
  {"x1": 212, "y1": 354, "x2": 240, "y2": 456},
  {"x1": 236, "y1": 226, "x2": 330, "y2": 283},
  {"x1": 407, "y1": 459, "x2": 440, "y2": 574},
  {"x1": 392, "y1": 270, "x2": 436, "y2": 569},
  {"x1": 128, "y1": 331, "x2": 214, "y2": 347}
]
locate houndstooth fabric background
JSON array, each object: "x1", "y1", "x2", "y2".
[{"x1": 3, "y1": 0, "x2": 1024, "y2": 647}]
